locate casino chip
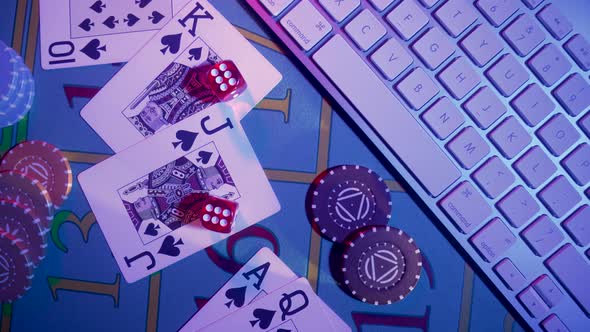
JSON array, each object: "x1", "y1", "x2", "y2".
[
  {"x1": 0, "y1": 226, "x2": 35, "y2": 302},
  {"x1": 341, "y1": 226, "x2": 422, "y2": 305},
  {"x1": 308, "y1": 165, "x2": 392, "y2": 243},
  {"x1": 1, "y1": 140, "x2": 73, "y2": 208},
  {"x1": 0, "y1": 171, "x2": 53, "y2": 231},
  {"x1": 0, "y1": 41, "x2": 35, "y2": 128},
  {"x1": 0, "y1": 199, "x2": 47, "y2": 266}
]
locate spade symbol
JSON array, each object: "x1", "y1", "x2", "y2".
[
  {"x1": 144, "y1": 223, "x2": 160, "y2": 236},
  {"x1": 124, "y1": 13, "x2": 140, "y2": 27},
  {"x1": 172, "y1": 130, "x2": 198, "y2": 151},
  {"x1": 224, "y1": 286, "x2": 247, "y2": 308},
  {"x1": 149, "y1": 11, "x2": 165, "y2": 24},
  {"x1": 188, "y1": 47, "x2": 202, "y2": 61},
  {"x1": 80, "y1": 39, "x2": 107, "y2": 60},
  {"x1": 79, "y1": 18, "x2": 94, "y2": 32},
  {"x1": 250, "y1": 309, "x2": 276, "y2": 329},
  {"x1": 160, "y1": 33, "x2": 182, "y2": 55},
  {"x1": 135, "y1": 0, "x2": 152, "y2": 8},
  {"x1": 157, "y1": 236, "x2": 184, "y2": 257},
  {"x1": 103, "y1": 16, "x2": 119, "y2": 29},
  {"x1": 197, "y1": 150, "x2": 212, "y2": 164},
  {"x1": 90, "y1": 0, "x2": 106, "y2": 13}
]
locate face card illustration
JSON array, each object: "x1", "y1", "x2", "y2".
[
  {"x1": 118, "y1": 141, "x2": 239, "y2": 244},
  {"x1": 80, "y1": 0, "x2": 282, "y2": 152},
  {"x1": 121, "y1": 38, "x2": 221, "y2": 137},
  {"x1": 69, "y1": 0, "x2": 172, "y2": 39},
  {"x1": 179, "y1": 247, "x2": 298, "y2": 331},
  {"x1": 78, "y1": 107, "x2": 280, "y2": 283},
  {"x1": 199, "y1": 278, "x2": 336, "y2": 332}
]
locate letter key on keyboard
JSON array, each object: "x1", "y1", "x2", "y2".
[
  {"x1": 345, "y1": 9, "x2": 386, "y2": 51},
  {"x1": 486, "y1": 54, "x2": 530, "y2": 97},
  {"x1": 434, "y1": 0, "x2": 478, "y2": 37},
  {"x1": 459, "y1": 24, "x2": 504, "y2": 67},
  {"x1": 318, "y1": 0, "x2": 360, "y2": 22},
  {"x1": 385, "y1": 0, "x2": 429, "y2": 40},
  {"x1": 313, "y1": 35, "x2": 460, "y2": 196},
  {"x1": 421, "y1": 97, "x2": 465, "y2": 139},
  {"x1": 370, "y1": 38, "x2": 414, "y2": 80},
  {"x1": 513, "y1": 146, "x2": 557, "y2": 189},
  {"x1": 537, "y1": 114, "x2": 581, "y2": 156},
  {"x1": 561, "y1": 143, "x2": 590, "y2": 186},
  {"x1": 437, "y1": 57, "x2": 481, "y2": 100},
  {"x1": 412, "y1": 27, "x2": 455, "y2": 70},
  {"x1": 511, "y1": 84, "x2": 555, "y2": 127},
  {"x1": 464, "y1": 86, "x2": 507, "y2": 129},
  {"x1": 489, "y1": 116, "x2": 531, "y2": 159},
  {"x1": 396, "y1": 68, "x2": 440, "y2": 109},
  {"x1": 447, "y1": 126, "x2": 490, "y2": 169}
]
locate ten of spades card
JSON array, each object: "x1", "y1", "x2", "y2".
[
  {"x1": 79, "y1": 0, "x2": 282, "y2": 152},
  {"x1": 78, "y1": 107, "x2": 280, "y2": 283}
]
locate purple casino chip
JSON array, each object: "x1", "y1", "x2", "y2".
[
  {"x1": 307, "y1": 165, "x2": 392, "y2": 243},
  {"x1": 341, "y1": 226, "x2": 422, "y2": 305},
  {"x1": 0, "y1": 199, "x2": 47, "y2": 266},
  {"x1": 0, "y1": 226, "x2": 34, "y2": 302},
  {"x1": 0, "y1": 171, "x2": 53, "y2": 230}
]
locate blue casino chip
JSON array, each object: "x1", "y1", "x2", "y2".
[
  {"x1": 0, "y1": 46, "x2": 34, "y2": 128},
  {"x1": 341, "y1": 226, "x2": 422, "y2": 305},
  {"x1": 307, "y1": 165, "x2": 392, "y2": 243},
  {"x1": 0, "y1": 40, "x2": 20, "y2": 106}
]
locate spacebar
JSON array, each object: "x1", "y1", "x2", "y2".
[{"x1": 313, "y1": 35, "x2": 460, "y2": 197}]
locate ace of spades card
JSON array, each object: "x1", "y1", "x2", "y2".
[
  {"x1": 199, "y1": 277, "x2": 339, "y2": 332},
  {"x1": 179, "y1": 248, "x2": 351, "y2": 332},
  {"x1": 80, "y1": 0, "x2": 282, "y2": 152},
  {"x1": 78, "y1": 107, "x2": 280, "y2": 283}
]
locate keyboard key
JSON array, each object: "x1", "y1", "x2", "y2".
[
  {"x1": 518, "y1": 286, "x2": 549, "y2": 318},
  {"x1": 532, "y1": 275, "x2": 563, "y2": 308},
  {"x1": 447, "y1": 127, "x2": 490, "y2": 169},
  {"x1": 345, "y1": 9, "x2": 386, "y2": 51},
  {"x1": 396, "y1": 68, "x2": 440, "y2": 109},
  {"x1": 502, "y1": 14, "x2": 545, "y2": 56},
  {"x1": 553, "y1": 74, "x2": 590, "y2": 117},
  {"x1": 486, "y1": 54, "x2": 530, "y2": 97},
  {"x1": 513, "y1": 146, "x2": 557, "y2": 189},
  {"x1": 579, "y1": 113, "x2": 590, "y2": 137},
  {"x1": 472, "y1": 156, "x2": 515, "y2": 198},
  {"x1": 411, "y1": 27, "x2": 455, "y2": 70},
  {"x1": 439, "y1": 181, "x2": 492, "y2": 234},
  {"x1": 521, "y1": 215, "x2": 564, "y2": 257},
  {"x1": 562, "y1": 205, "x2": 590, "y2": 246},
  {"x1": 562, "y1": 144, "x2": 590, "y2": 185},
  {"x1": 433, "y1": 0, "x2": 478, "y2": 37},
  {"x1": 545, "y1": 244, "x2": 590, "y2": 315},
  {"x1": 370, "y1": 38, "x2": 413, "y2": 80},
  {"x1": 459, "y1": 25, "x2": 504, "y2": 67},
  {"x1": 527, "y1": 44, "x2": 572, "y2": 87},
  {"x1": 541, "y1": 314, "x2": 570, "y2": 332},
  {"x1": 470, "y1": 218, "x2": 516, "y2": 262},
  {"x1": 494, "y1": 258, "x2": 526, "y2": 291},
  {"x1": 537, "y1": 4, "x2": 572, "y2": 40},
  {"x1": 259, "y1": 0, "x2": 293, "y2": 16},
  {"x1": 280, "y1": 0, "x2": 332, "y2": 51},
  {"x1": 419, "y1": 0, "x2": 439, "y2": 8},
  {"x1": 368, "y1": 0, "x2": 394, "y2": 11},
  {"x1": 497, "y1": 186, "x2": 540, "y2": 228},
  {"x1": 537, "y1": 114, "x2": 581, "y2": 156},
  {"x1": 437, "y1": 57, "x2": 481, "y2": 100},
  {"x1": 421, "y1": 97, "x2": 464, "y2": 139},
  {"x1": 385, "y1": 0, "x2": 429, "y2": 40},
  {"x1": 521, "y1": 0, "x2": 543, "y2": 10},
  {"x1": 564, "y1": 34, "x2": 590, "y2": 71},
  {"x1": 313, "y1": 35, "x2": 461, "y2": 197},
  {"x1": 511, "y1": 84, "x2": 555, "y2": 127},
  {"x1": 464, "y1": 87, "x2": 506, "y2": 129},
  {"x1": 475, "y1": 0, "x2": 518, "y2": 27},
  {"x1": 538, "y1": 176, "x2": 581, "y2": 218},
  {"x1": 489, "y1": 116, "x2": 532, "y2": 159},
  {"x1": 319, "y1": 0, "x2": 360, "y2": 22}
]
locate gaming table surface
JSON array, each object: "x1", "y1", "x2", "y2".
[{"x1": 4, "y1": 0, "x2": 586, "y2": 331}]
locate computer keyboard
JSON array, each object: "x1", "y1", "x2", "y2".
[{"x1": 245, "y1": 0, "x2": 590, "y2": 330}]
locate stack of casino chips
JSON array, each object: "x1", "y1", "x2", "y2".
[
  {"x1": 306, "y1": 165, "x2": 423, "y2": 305},
  {"x1": 0, "y1": 140, "x2": 72, "y2": 302},
  {"x1": 0, "y1": 39, "x2": 35, "y2": 128}
]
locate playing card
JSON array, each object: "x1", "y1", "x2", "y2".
[
  {"x1": 199, "y1": 277, "x2": 337, "y2": 332},
  {"x1": 78, "y1": 107, "x2": 280, "y2": 283},
  {"x1": 40, "y1": 0, "x2": 194, "y2": 69},
  {"x1": 79, "y1": 0, "x2": 282, "y2": 152},
  {"x1": 180, "y1": 248, "x2": 351, "y2": 332},
  {"x1": 179, "y1": 247, "x2": 298, "y2": 331}
]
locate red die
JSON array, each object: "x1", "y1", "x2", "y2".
[
  {"x1": 206, "y1": 60, "x2": 247, "y2": 102},
  {"x1": 199, "y1": 196, "x2": 239, "y2": 233}
]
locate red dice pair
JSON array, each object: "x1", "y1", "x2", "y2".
[{"x1": 206, "y1": 60, "x2": 247, "y2": 102}]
